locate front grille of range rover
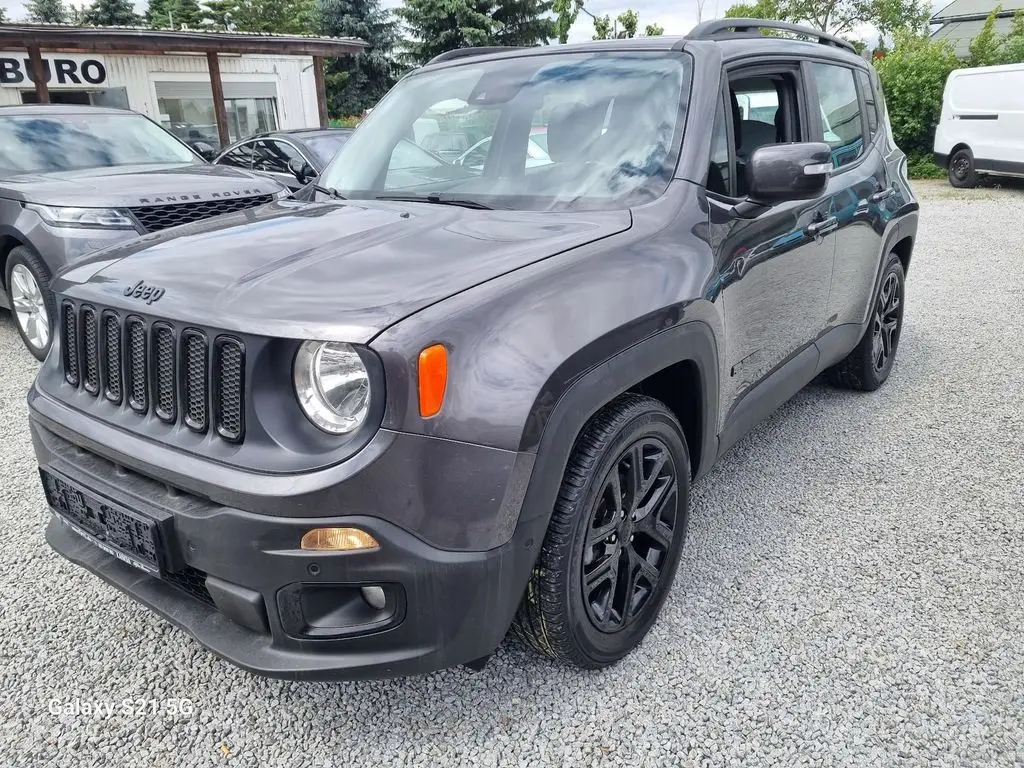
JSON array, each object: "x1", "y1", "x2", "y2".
[
  {"x1": 60, "y1": 302, "x2": 245, "y2": 442},
  {"x1": 129, "y1": 195, "x2": 274, "y2": 233}
]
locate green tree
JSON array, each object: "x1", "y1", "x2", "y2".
[
  {"x1": 491, "y1": 0, "x2": 555, "y2": 46},
  {"x1": 173, "y1": 0, "x2": 205, "y2": 27},
  {"x1": 149, "y1": 0, "x2": 204, "y2": 27},
  {"x1": 229, "y1": 0, "x2": 315, "y2": 33},
  {"x1": 398, "y1": 0, "x2": 553, "y2": 67},
  {"x1": 968, "y1": 7, "x2": 1003, "y2": 67},
  {"x1": 1000, "y1": 10, "x2": 1024, "y2": 62},
  {"x1": 0, "y1": 7, "x2": 6, "y2": 22},
  {"x1": 592, "y1": 8, "x2": 662, "y2": 39},
  {"x1": 553, "y1": 0, "x2": 583, "y2": 43},
  {"x1": 317, "y1": 0, "x2": 399, "y2": 116},
  {"x1": 83, "y1": 0, "x2": 142, "y2": 24},
  {"x1": 724, "y1": 0, "x2": 785, "y2": 19},
  {"x1": 147, "y1": 0, "x2": 171, "y2": 25},
  {"x1": 723, "y1": 0, "x2": 930, "y2": 38},
  {"x1": 202, "y1": 0, "x2": 234, "y2": 28},
  {"x1": 875, "y1": 32, "x2": 959, "y2": 157},
  {"x1": 26, "y1": 0, "x2": 69, "y2": 23}
]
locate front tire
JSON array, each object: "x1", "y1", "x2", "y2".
[
  {"x1": 827, "y1": 252, "x2": 905, "y2": 391},
  {"x1": 5, "y1": 246, "x2": 55, "y2": 361},
  {"x1": 948, "y1": 147, "x2": 979, "y2": 188},
  {"x1": 513, "y1": 394, "x2": 690, "y2": 669}
]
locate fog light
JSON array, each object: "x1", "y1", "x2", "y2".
[
  {"x1": 300, "y1": 527, "x2": 379, "y2": 551},
  {"x1": 361, "y1": 586, "x2": 387, "y2": 610}
]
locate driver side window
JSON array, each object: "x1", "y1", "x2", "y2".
[{"x1": 724, "y1": 68, "x2": 804, "y2": 197}]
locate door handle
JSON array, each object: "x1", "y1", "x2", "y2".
[
  {"x1": 806, "y1": 216, "x2": 838, "y2": 237},
  {"x1": 868, "y1": 186, "x2": 895, "y2": 203}
]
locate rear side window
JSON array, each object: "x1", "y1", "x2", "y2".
[
  {"x1": 809, "y1": 63, "x2": 864, "y2": 169},
  {"x1": 855, "y1": 69, "x2": 878, "y2": 139}
]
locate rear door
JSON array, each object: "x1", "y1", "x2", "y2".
[{"x1": 805, "y1": 61, "x2": 890, "y2": 332}]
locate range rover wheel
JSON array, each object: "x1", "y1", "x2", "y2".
[
  {"x1": 948, "y1": 147, "x2": 979, "y2": 188},
  {"x1": 513, "y1": 393, "x2": 690, "y2": 669},
  {"x1": 5, "y1": 246, "x2": 55, "y2": 362},
  {"x1": 827, "y1": 252, "x2": 905, "y2": 392}
]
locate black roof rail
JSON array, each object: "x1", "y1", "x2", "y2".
[
  {"x1": 685, "y1": 18, "x2": 858, "y2": 54},
  {"x1": 427, "y1": 46, "x2": 526, "y2": 65}
]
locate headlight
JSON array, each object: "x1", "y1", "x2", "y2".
[
  {"x1": 25, "y1": 203, "x2": 137, "y2": 230},
  {"x1": 294, "y1": 341, "x2": 371, "y2": 435}
]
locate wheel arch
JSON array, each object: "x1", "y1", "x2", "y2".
[
  {"x1": 516, "y1": 319, "x2": 719, "y2": 529},
  {"x1": 0, "y1": 228, "x2": 32, "y2": 293}
]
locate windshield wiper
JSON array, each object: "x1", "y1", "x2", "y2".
[
  {"x1": 312, "y1": 184, "x2": 345, "y2": 200},
  {"x1": 373, "y1": 193, "x2": 493, "y2": 210}
]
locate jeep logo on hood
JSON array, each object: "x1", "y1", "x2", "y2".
[
  {"x1": 138, "y1": 189, "x2": 262, "y2": 205},
  {"x1": 124, "y1": 280, "x2": 165, "y2": 305}
]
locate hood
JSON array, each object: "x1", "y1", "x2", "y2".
[
  {"x1": 54, "y1": 198, "x2": 632, "y2": 342},
  {"x1": 0, "y1": 163, "x2": 283, "y2": 207}
]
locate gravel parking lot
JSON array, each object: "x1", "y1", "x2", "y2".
[{"x1": 1, "y1": 179, "x2": 1022, "y2": 767}]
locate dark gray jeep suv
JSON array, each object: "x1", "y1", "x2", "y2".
[
  {"x1": 0, "y1": 105, "x2": 285, "y2": 360},
  {"x1": 29, "y1": 21, "x2": 919, "y2": 680}
]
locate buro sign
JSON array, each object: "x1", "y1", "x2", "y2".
[{"x1": 0, "y1": 52, "x2": 107, "y2": 88}]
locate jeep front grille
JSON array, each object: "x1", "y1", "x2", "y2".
[
  {"x1": 60, "y1": 302, "x2": 246, "y2": 443},
  {"x1": 129, "y1": 195, "x2": 274, "y2": 233}
]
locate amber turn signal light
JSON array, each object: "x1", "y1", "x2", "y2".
[
  {"x1": 418, "y1": 344, "x2": 448, "y2": 418},
  {"x1": 300, "y1": 527, "x2": 380, "y2": 551}
]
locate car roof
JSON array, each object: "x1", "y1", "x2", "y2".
[{"x1": 0, "y1": 104, "x2": 140, "y2": 117}]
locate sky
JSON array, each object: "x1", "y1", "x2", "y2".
[{"x1": 0, "y1": 0, "x2": 714, "y2": 43}]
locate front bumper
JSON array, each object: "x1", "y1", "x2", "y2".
[
  {"x1": 933, "y1": 152, "x2": 949, "y2": 169},
  {"x1": 32, "y1": 417, "x2": 547, "y2": 681}
]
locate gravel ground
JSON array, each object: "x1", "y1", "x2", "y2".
[{"x1": 1, "y1": 179, "x2": 1023, "y2": 767}]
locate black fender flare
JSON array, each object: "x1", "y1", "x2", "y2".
[{"x1": 486, "y1": 319, "x2": 720, "y2": 644}]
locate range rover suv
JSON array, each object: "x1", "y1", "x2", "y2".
[
  {"x1": 29, "y1": 21, "x2": 918, "y2": 680},
  {"x1": 0, "y1": 105, "x2": 285, "y2": 360}
]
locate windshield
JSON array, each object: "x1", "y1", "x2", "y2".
[
  {"x1": 303, "y1": 132, "x2": 353, "y2": 166},
  {"x1": 318, "y1": 52, "x2": 691, "y2": 211},
  {"x1": 0, "y1": 113, "x2": 198, "y2": 175}
]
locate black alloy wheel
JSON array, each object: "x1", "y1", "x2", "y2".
[
  {"x1": 826, "y1": 252, "x2": 906, "y2": 391},
  {"x1": 513, "y1": 394, "x2": 690, "y2": 669},
  {"x1": 582, "y1": 437, "x2": 679, "y2": 632},
  {"x1": 871, "y1": 271, "x2": 901, "y2": 374}
]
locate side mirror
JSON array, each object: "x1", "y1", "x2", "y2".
[
  {"x1": 287, "y1": 157, "x2": 316, "y2": 184},
  {"x1": 193, "y1": 141, "x2": 217, "y2": 161},
  {"x1": 734, "y1": 142, "x2": 833, "y2": 218}
]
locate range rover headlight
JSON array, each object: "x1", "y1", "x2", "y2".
[
  {"x1": 294, "y1": 341, "x2": 371, "y2": 435},
  {"x1": 24, "y1": 203, "x2": 138, "y2": 230}
]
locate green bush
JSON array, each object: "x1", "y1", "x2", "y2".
[
  {"x1": 906, "y1": 153, "x2": 946, "y2": 179},
  {"x1": 875, "y1": 33, "x2": 960, "y2": 158},
  {"x1": 329, "y1": 116, "x2": 362, "y2": 128}
]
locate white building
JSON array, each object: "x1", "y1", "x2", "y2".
[{"x1": 0, "y1": 25, "x2": 365, "y2": 149}]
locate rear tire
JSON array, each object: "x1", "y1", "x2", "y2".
[
  {"x1": 948, "y1": 147, "x2": 979, "y2": 188},
  {"x1": 827, "y1": 252, "x2": 905, "y2": 392},
  {"x1": 5, "y1": 246, "x2": 55, "y2": 362},
  {"x1": 512, "y1": 393, "x2": 690, "y2": 669}
]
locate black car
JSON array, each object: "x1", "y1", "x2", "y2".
[
  {"x1": 30, "y1": 20, "x2": 918, "y2": 681},
  {"x1": 213, "y1": 128, "x2": 354, "y2": 190}
]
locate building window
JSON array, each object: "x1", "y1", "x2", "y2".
[{"x1": 155, "y1": 81, "x2": 278, "y2": 149}]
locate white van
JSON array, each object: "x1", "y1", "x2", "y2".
[{"x1": 934, "y1": 63, "x2": 1024, "y2": 187}]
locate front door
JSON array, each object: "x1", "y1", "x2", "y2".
[{"x1": 705, "y1": 63, "x2": 837, "y2": 428}]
